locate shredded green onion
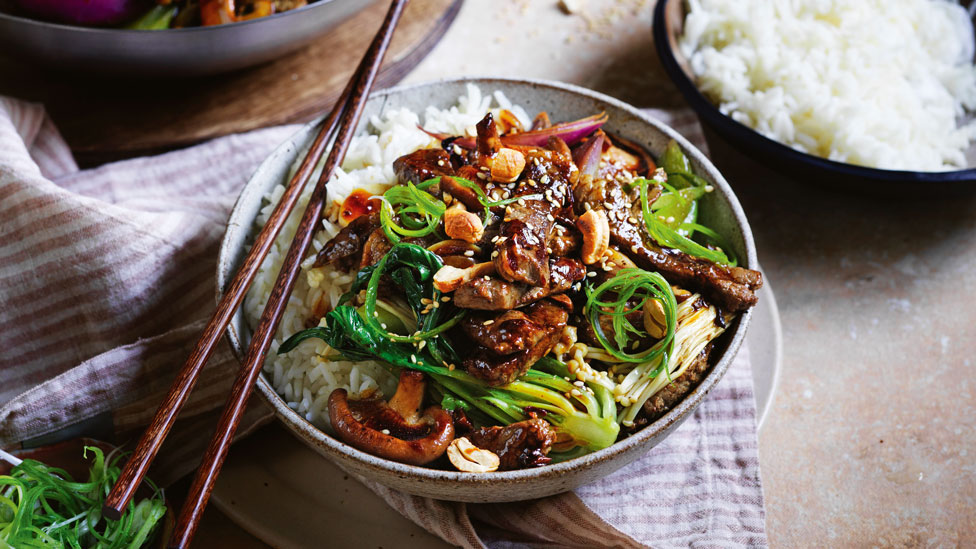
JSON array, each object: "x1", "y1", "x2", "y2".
[
  {"x1": 583, "y1": 268, "x2": 677, "y2": 369},
  {"x1": 379, "y1": 182, "x2": 447, "y2": 243},
  {"x1": 0, "y1": 446, "x2": 166, "y2": 549}
]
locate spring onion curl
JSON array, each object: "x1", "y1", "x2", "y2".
[
  {"x1": 279, "y1": 244, "x2": 619, "y2": 455},
  {"x1": 614, "y1": 293, "x2": 728, "y2": 426},
  {"x1": 379, "y1": 182, "x2": 447, "y2": 244},
  {"x1": 584, "y1": 268, "x2": 677, "y2": 371},
  {"x1": 0, "y1": 446, "x2": 166, "y2": 549},
  {"x1": 637, "y1": 177, "x2": 737, "y2": 266}
]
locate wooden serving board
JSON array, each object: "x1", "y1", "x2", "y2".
[{"x1": 0, "y1": 0, "x2": 461, "y2": 166}]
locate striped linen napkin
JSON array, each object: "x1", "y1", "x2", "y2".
[{"x1": 0, "y1": 97, "x2": 766, "y2": 547}]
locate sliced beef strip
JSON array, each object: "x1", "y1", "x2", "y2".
[
  {"x1": 461, "y1": 309, "x2": 549, "y2": 356},
  {"x1": 468, "y1": 418, "x2": 556, "y2": 470},
  {"x1": 631, "y1": 344, "x2": 713, "y2": 429},
  {"x1": 573, "y1": 174, "x2": 762, "y2": 312},
  {"x1": 493, "y1": 199, "x2": 554, "y2": 286},
  {"x1": 491, "y1": 137, "x2": 579, "y2": 286},
  {"x1": 453, "y1": 257, "x2": 585, "y2": 311},
  {"x1": 392, "y1": 148, "x2": 455, "y2": 185},
  {"x1": 462, "y1": 298, "x2": 570, "y2": 386},
  {"x1": 313, "y1": 213, "x2": 380, "y2": 271}
]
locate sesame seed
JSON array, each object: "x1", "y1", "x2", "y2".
[
  {"x1": 603, "y1": 202, "x2": 612, "y2": 209},
  {"x1": 437, "y1": 160, "x2": 445, "y2": 167},
  {"x1": 453, "y1": 145, "x2": 462, "y2": 155},
  {"x1": 540, "y1": 174, "x2": 550, "y2": 184},
  {"x1": 518, "y1": 198, "x2": 526, "y2": 206},
  {"x1": 483, "y1": 319, "x2": 495, "y2": 325},
  {"x1": 441, "y1": 296, "x2": 451, "y2": 302},
  {"x1": 704, "y1": 185, "x2": 714, "y2": 192},
  {"x1": 381, "y1": 429, "x2": 390, "y2": 435},
  {"x1": 464, "y1": 250, "x2": 474, "y2": 257},
  {"x1": 573, "y1": 380, "x2": 585, "y2": 387},
  {"x1": 411, "y1": 354, "x2": 417, "y2": 363},
  {"x1": 491, "y1": 235, "x2": 499, "y2": 243},
  {"x1": 628, "y1": 217, "x2": 638, "y2": 224},
  {"x1": 546, "y1": 213, "x2": 555, "y2": 222},
  {"x1": 421, "y1": 298, "x2": 432, "y2": 304},
  {"x1": 372, "y1": 311, "x2": 379, "y2": 317},
  {"x1": 491, "y1": 250, "x2": 499, "y2": 258},
  {"x1": 666, "y1": 216, "x2": 675, "y2": 224},
  {"x1": 476, "y1": 172, "x2": 487, "y2": 180},
  {"x1": 381, "y1": 323, "x2": 387, "y2": 329},
  {"x1": 417, "y1": 340, "x2": 427, "y2": 350},
  {"x1": 448, "y1": 363, "x2": 456, "y2": 371},
  {"x1": 571, "y1": 389, "x2": 582, "y2": 397},
  {"x1": 587, "y1": 271, "x2": 596, "y2": 278}
]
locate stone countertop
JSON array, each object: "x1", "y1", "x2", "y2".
[{"x1": 403, "y1": 0, "x2": 976, "y2": 546}]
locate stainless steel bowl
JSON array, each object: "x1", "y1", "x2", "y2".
[{"x1": 0, "y1": 0, "x2": 378, "y2": 76}]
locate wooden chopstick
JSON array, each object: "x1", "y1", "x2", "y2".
[
  {"x1": 166, "y1": 2, "x2": 408, "y2": 547},
  {"x1": 101, "y1": 1, "x2": 407, "y2": 525}
]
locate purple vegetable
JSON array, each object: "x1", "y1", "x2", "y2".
[
  {"x1": 423, "y1": 112, "x2": 608, "y2": 151},
  {"x1": 572, "y1": 131, "x2": 605, "y2": 178},
  {"x1": 14, "y1": 0, "x2": 150, "y2": 26},
  {"x1": 500, "y1": 112, "x2": 608, "y2": 148}
]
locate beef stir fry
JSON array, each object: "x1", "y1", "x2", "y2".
[{"x1": 279, "y1": 109, "x2": 762, "y2": 471}]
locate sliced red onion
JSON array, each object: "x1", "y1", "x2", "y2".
[
  {"x1": 573, "y1": 132, "x2": 605, "y2": 178},
  {"x1": 501, "y1": 112, "x2": 608, "y2": 148},
  {"x1": 426, "y1": 112, "x2": 608, "y2": 151},
  {"x1": 14, "y1": 0, "x2": 149, "y2": 26}
]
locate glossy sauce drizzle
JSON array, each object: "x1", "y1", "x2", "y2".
[{"x1": 340, "y1": 189, "x2": 381, "y2": 223}]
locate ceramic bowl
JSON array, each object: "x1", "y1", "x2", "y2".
[
  {"x1": 653, "y1": 0, "x2": 976, "y2": 192},
  {"x1": 217, "y1": 77, "x2": 758, "y2": 502}
]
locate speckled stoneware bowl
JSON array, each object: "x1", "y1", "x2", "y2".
[{"x1": 217, "y1": 77, "x2": 758, "y2": 502}]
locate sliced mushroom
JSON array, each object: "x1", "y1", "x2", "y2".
[{"x1": 328, "y1": 370, "x2": 454, "y2": 465}]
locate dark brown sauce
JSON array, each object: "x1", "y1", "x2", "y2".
[{"x1": 340, "y1": 188, "x2": 381, "y2": 223}]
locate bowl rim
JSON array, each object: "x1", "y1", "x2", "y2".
[
  {"x1": 218, "y1": 76, "x2": 757, "y2": 486},
  {"x1": 0, "y1": 0, "x2": 356, "y2": 35},
  {"x1": 651, "y1": 0, "x2": 976, "y2": 184}
]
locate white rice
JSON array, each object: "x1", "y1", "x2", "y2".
[
  {"x1": 243, "y1": 85, "x2": 530, "y2": 430},
  {"x1": 680, "y1": 0, "x2": 976, "y2": 171}
]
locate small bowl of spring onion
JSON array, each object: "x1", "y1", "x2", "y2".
[
  {"x1": 0, "y1": 439, "x2": 170, "y2": 548},
  {"x1": 218, "y1": 77, "x2": 760, "y2": 502}
]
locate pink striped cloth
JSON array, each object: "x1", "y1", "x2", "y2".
[{"x1": 0, "y1": 97, "x2": 766, "y2": 547}]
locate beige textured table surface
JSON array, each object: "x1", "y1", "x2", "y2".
[{"x1": 405, "y1": 0, "x2": 976, "y2": 547}]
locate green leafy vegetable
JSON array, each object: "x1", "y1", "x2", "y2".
[
  {"x1": 584, "y1": 268, "x2": 677, "y2": 371},
  {"x1": 125, "y1": 5, "x2": 178, "y2": 30},
  {"x1": 661, "y1": 140, "x2": 710, "y2": 189},
  {"x1": 0, "y1": 446, "x2": 166, "y2": 549},
  {"x1": 280, "y1": 242, "x2": 619, "y2": 454},
  {"x1": 637, "y1": 177, "x2": 736, "y2": 266}
]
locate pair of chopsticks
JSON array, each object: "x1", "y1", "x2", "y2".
[{"x1": 102, "y1": 1, "x2": 408, "y2": 547}]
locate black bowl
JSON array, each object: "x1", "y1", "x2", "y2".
[{"x1": 652, "y1": 0, "x2": 976, "y2": 193}]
